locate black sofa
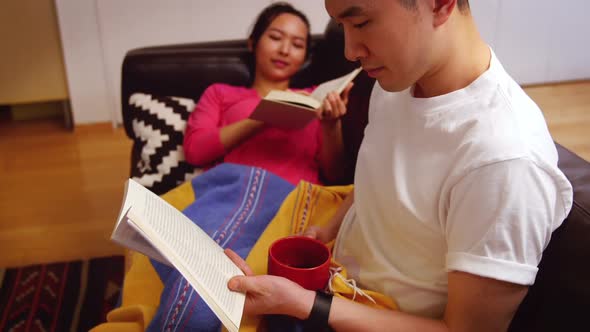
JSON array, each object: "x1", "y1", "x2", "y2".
[{"x1": 120, "y1": 24, "x2": 590, "y2": 331}]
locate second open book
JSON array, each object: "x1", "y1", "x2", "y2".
[
  {"x1": 250, "y1": 67, "x2": 362, "y2": 129},
  {"x1": 111, "y1": 179, "x2": 245, "y2": 332}
]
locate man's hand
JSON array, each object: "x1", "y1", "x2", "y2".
[
  {"x1": 303, "y1": 190, "x2": 355, "y2": 244},
  {"x1": 318, "y1": 82, "x2": 354, "y2": 123},
  {"x1": 303, "y1": 225, "x2": 334, "y2": 244},
  {"x1": 225, "y1": 249, "x2": 315, "y2": 319}
]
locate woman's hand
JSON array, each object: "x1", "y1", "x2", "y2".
[
  {"x1": 318, "y1": 82, "x2": 354, "y2": 124},
  {"x1": 225, "y1": 249, "x2": 315, "y2": 319},
  {"x1": 293, "y1": 90, "x2": 311, "y2": 96}
]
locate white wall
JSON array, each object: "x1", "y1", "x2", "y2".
[
  {"x1": 57, "y1": 0, "x2": 590, "y2": 125},
  {"x1": 56, "y1": 0, "x2": 329, "y2": 125},
  {"x1": 492, "y1": 0, "x2": 554, "y2": 84},
  {"x1": 546, "y1": 1, "x2": 590, "y2": 82},
  {"x1": 472, "y1": 0, "x2": 590, "y2": 85},
  {"x1": 55, "y1": 0, "x2": 113, "y2": 124}
]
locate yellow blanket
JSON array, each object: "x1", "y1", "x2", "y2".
[
  {"x1": 240, "y1": 182, "x2": 397, "y2": 331},
  {"x1": 91, "y1": 181, "x2": 396, "y2": 332}
]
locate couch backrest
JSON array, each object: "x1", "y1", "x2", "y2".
[
  {"x1": 121, "y1": 39, "x2": 253, "y2": 139},
  {"x1": 121, "y1": 24, "x2": 371, "y2": 186}
]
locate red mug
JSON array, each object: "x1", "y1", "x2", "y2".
[{"x1": 267, "y1": 235, "x2": 331, "y2": 291}]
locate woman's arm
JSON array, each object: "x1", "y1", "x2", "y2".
[
  {"x1": 318, "y1": 118, "x2": 346, "y2": 183},
  {"x1": 184, "y1": 85, "x2": 265, "y2": 166},
  {"x1": 316, "y1": 83, "x2": 354, "y2": 183},
  {"x1": 219, "y1": 119, "x2": 265, "y2": 152}
]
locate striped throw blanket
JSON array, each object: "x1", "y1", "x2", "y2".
[
  {"x1": 147, "y1": 163, "x2": 294, "y2": 332},
  {"x1": 91, "y1": 163, "x2": 397, "y2": 332}
]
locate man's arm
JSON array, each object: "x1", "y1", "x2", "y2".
[
  {"x1": 324, "y1": 271, "x2": 527, "y2": 332},
  {"x1": 226, "y1": 252, "x2": 527, "y2": 332},
  {"x1": 443, "y1": 271, "x2": 528, "y2": 331}
]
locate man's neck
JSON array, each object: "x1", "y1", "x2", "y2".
[
  {"x1": 414, "y1": 16, "x2": 490, "y2": 98},
  {"x1": 251, "y1": 74, "x2": 290, "y2": 97}
]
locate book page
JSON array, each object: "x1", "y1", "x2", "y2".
[
  {"x1": 122, "y1": 179, "x2": 245, "y2": 332},
  {"x1": 111, "y1": 212, "x2": 170, "y2": 265},
  {"x1": 111, "y1": 182, "x2": 172, "y2": 265},
  {"x1": 310, "y1": 67, "x2": 362, "y2": 102}
]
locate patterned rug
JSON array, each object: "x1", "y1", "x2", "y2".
[{"x1": 0, "y1": 256, "x2": 124, "y2": 332}]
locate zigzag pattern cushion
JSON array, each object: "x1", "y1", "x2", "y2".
[{"x1": 128, "y1": 93, "x2": 202, "y2": 194}]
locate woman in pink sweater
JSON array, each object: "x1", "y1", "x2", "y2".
[{"x1": 183, "y1": 3, "x2": 351, "y2": 185}]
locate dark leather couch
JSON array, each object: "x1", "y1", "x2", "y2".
[{"x1": 121, "y1": 25, "x2": 590, "y2": 331}]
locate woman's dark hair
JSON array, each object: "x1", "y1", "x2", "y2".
[
  {"x1": 247, "y1": 2, "x2": 312, "y2": 71},
  {"x1": 249, "y1": 2, "x2": 311, "y2": 54}
]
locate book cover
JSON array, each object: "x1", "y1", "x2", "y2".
[{"x1": 249, "y1": 67, "x2": 362, "y2": 129}]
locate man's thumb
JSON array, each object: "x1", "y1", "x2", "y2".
[
  {"x1": 228, "y1": 276, "x2": 256, "y2": 293},
  {"x1": 228, "y1": 276, "x2": 243, "y2": 291}
]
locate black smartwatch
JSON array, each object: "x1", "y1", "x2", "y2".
[{"x1": 304, "y1": 291, "x2": 334, "y2": 331}]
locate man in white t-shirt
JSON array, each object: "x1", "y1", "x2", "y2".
[{"x1": 225, "y1": 0, "x2": 573, "y2": 331}]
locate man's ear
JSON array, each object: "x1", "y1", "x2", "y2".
[
  {"x1": 247, "y1": 39, "x2": 254, "y2": 52},
  {"x1": 432, "y1": 0, "x2": 457, "y2": 27}
]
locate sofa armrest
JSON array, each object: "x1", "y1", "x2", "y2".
[{"x1": 509, "y1": 143, "x2": 590, "y2": 331}]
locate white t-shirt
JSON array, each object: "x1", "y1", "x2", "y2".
[{"x1": 333, "y1": 49, "x2": 573, "y2": 318}]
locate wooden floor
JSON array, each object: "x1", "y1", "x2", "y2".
[
  {"x1": 525, "y1": 81, "x2": 590, "y2": 160},
  {"x1": 0, "y1": 82, "x2": 589, "y2": 268},
  {"x1": 0, "y1": 121, "x2": 131, "y2": 268}
]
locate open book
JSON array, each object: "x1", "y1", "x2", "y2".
[
  {"x1": 249, "y1": 67, "x2": 362, "y2": 129},
  {"x1": 111, "y1": 179, "x2": 245, "y2": 332}
]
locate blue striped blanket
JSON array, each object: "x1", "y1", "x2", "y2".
[{"x1": 147, "y1": 163, "x2": 295, "y2": 332}]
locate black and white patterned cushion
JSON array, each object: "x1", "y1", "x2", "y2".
[{"x1": 128, "y1": 93, "x2": 202, "y2": 194}]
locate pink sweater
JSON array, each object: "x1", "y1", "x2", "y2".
[{"x1": 183, "y1": 83, "x2": 322, "y2": 185}]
